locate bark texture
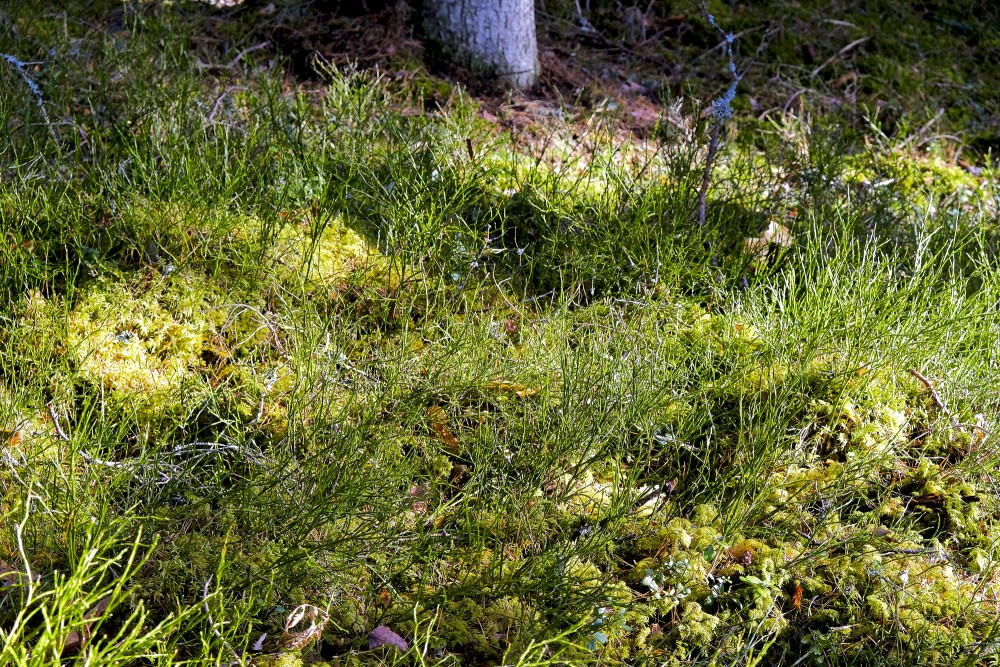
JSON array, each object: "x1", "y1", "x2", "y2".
[{"x1": 424, "y1": 0, "x2": 539, "y2": 89}]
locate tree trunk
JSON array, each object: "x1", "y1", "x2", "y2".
[{"x1": 424, "y1": 0, "x2": 539, "y2": 90}]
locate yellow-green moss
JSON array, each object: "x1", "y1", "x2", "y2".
[
  {"x1": 271, "y1": 217, "x2": 387, "y2": 290},
  {"x1": 675, "y1": 602, "x2": 719, "y2": 648},
  {"x1": 63, "y1": 273, "x2": 226, "y2": 427}
]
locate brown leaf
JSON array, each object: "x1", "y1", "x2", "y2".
[
  {"x1": 377, "y1": 589, "x2": 392, "y2": 608},
  {"x1": 449, "y1": 463, "x2": 469, "y2": 486},
  {"x1": 280, "y1": 604, "x2": 328, "y2": 651},
  {"x1": 0, "y1": 560, "x2": 17, "y2": 588},
  {"x1": 62, "y1": 595, "x2": 111, "y2": 655},
  {"x1": 427, "y1": 406, "x2": 459, "y2": 450},
  {"x1": 911, "y1": 493, "x2": 945, "y2": 508},
  {"x1": 727, "y1": 541, "x2": 757, "y2": 565},
  {"x1": 503, "y1": 317, "x2": 520, "y2": 337},
  {"x1": 369, "y1": 624, "x2": 408, "y2": 652},
  {"x1": 791, "y1": 583, "x2": 803, "y2": 611},
  {"x1": 483, "y1": 380, "x2": 538, "y2": 398}
]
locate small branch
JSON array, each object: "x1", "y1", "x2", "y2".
[
  {"x1": 955, "y1": 422, "x2": 991, "y2": 437},
  {"x1": 196, "y1": 41, "x2": 270, "y2": 71},
  {"x1": 809, "y1": 36, "x2": 868, "y2": 79},
  {"x1": 250, "y1": 395, "x2": 266, "y2": 425},
  {"x1": 697, "y1": 124, "x2": 721, "y2": 235},
  {"x1": 909, "y1": 368, "x2": 963, "y2": 433},
  {"x1": 689, "y1": 3, "x2": 758, "y2": 255},
  {"x1": 49, "y1": 402, "x2": 126, "y2": 468},
  {"x1": 49, "y1": 403, "x2": 250, "y2": 480},
  {"x1": 207, "y1": 85, "x2": 247, "y2": 124},
  {"x1": 1, "y1": 53, "x2": 58, "y2": 144},
  {"x1": 47, "y1": 402, "x2": 70, "y2": 442}
]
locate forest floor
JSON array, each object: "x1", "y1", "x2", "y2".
[{"x1": 2, "y1": 1, "x2": 1000, "y2": 665}]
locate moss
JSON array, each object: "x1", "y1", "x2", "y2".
[
  {"x1": 255, "y1": 653, "x2": 323, "y2": 667},
  {"x1": 866, "y1": 595, "x2": 892, "y2": 624},
  {"x1": 330, "y1": 602, "x2": 369, "y2": 635},
  {"x1": 663, "y1": 518, "x2": 694, "y2": 550},
  {"x1": 691, "y1": 504, "x2": 719, "y2": 527},
  {"x1": 967, "y1": 547, "x2": 992, "y2": 574},
  {"x1": 438, "y1": 598, "x2": 498, "y2": 656},
  {"x1": 63, "y1": 272, "x2": 226, "y2": 430},
  {"x1": 271, "y1": 216, "x2": 387, "y2": 292},
  {"x1": 675, "y1": 602, "x2": 719, "y2": 648}
]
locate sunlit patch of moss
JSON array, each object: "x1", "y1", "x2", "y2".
[
  {"x1": 208, "y1": 360, "x2": 301, "y2": 441},
  {"x1": 270, "y1": 216, "x2": 388, "y2": 292},
  {"x1": 842, "y1": 150, "x2": 998, "y2": 223},
  {"x1": 675, "y1": 602, "x2": 720, "y2": 648},
  {"x1": 558, "y1": 470, "x2": 616, "y2": 519},
  {"x1": 59, "y1": 272, "x2": 229, "y2": 430},
  {"x1": 256, "y1": 653, "x2": 331, "y2": 667}
]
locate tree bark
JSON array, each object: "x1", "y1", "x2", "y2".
[{"x1": 424, "y1": 0, "x2": 539, "y2": 89}]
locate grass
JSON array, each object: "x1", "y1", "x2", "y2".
[{"x1": 2, "y1": 1, "x2": 1000, "y2": 665}]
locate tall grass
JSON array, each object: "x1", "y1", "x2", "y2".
[{"x1": 1, "y1": 1, "x2": 999, "y2": 665}]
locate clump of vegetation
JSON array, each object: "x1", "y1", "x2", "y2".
[{"x1": 1, "y1": 1, "x2": 1000, "y2": 666}]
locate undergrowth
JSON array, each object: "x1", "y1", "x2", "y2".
[{"x1": 2, "y1": 1, "x2": 1000, "y2": 666}]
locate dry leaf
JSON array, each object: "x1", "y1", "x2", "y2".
[
  {"x1": 377, "y1": 588, "x2": 392, "y2": 608},
  {"x1": 0, "y1": 560, "x2": 17, "y2": 588},
  {"x1": 369, "y1": 624, "x2": 408, "y2": 652},
  {"x1": 483, "y1": 380, "x2": 538, "y2": 398},
  {"x1": 449, "y1": 463, "x2": 469, "y2": 486},
  {"x1": 62, "y1": 595, "x2": 111, "y2": 655},
  {"x1": 280, "y1": 604, "x2": 328, "y2": 651},
  {"x1": 427, "y1": 406, "x2": 459, "y2": 449},
  {"x1": 743, "y1": 221, "x2": 794, "y2": 261},
  {"x1": 727, "y1": 541, "x2": 757, "y2": 565},
  {"x1": 503, "y1": 317, "x2": 520, "y2": 337}
]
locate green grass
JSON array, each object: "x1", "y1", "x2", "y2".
[{"x1": 2, "y1": 1, "x2": 1000, "y2": 666}]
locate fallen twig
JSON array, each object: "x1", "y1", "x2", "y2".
[
  {"x1": 196, "y1": 41, "x2": 270, "y2": 71},
  {"x1": 207, "y1": 85, "x2": 248, "y2": 124},
  {"x1": 809, "y1": 37, "x2": 868, "y2": 79},
  {"x1": 48, "y1": 403, "x2": 259, "y2": 485},
  {"x1": 49, "y1": 402, "x2": 134, "y2": 470},
  {"x1": 1, "y1": 53, "x2": 58, "y2": 144},
  {"x1": 909, "y1": 368, "x2": 964, "y2": 433}
]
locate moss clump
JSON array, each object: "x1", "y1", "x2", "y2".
[
  {"x1": 675, "y1": 602, "x2": 720, "y2": 648},
  {"x1": 270, "y1": 216, "x2": 387, "y2": 291},
  {"x1": 256, "y1": 653, "x2": 333, "y2": 667},
  {"x1": 61, "y1": 272, "x2": 228, "y2": 427}
]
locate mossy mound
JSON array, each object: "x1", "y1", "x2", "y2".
[
  {"x1": 270, "y1": 215, "x2": 388, "y2": 291},
  {"x1": 64, "y1": 272, "x2": 224, "y2": 426}
]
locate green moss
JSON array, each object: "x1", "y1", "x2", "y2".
[
  {"x1": 61, "y1": 272, "x2": 226, "y2": 429},
  {"x1": 271, "y1": 216, "x2": 388, "y2": 292},
  {"x1": 255, "y1": 653, "x2": 321, "y2": 667},
  {"x1": 675, "y1": 602, "x2": 719, "y2": 648},
  {"x1": 691, "y1": 504, "x2": 719, "y2": 527},
  {"x1": 866, "y1": 595, "x2": 892, "y2": 624}
]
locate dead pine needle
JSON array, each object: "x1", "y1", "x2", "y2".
[{"x1": 909, "y1": 368, "x2": 964, "y2": 433}]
